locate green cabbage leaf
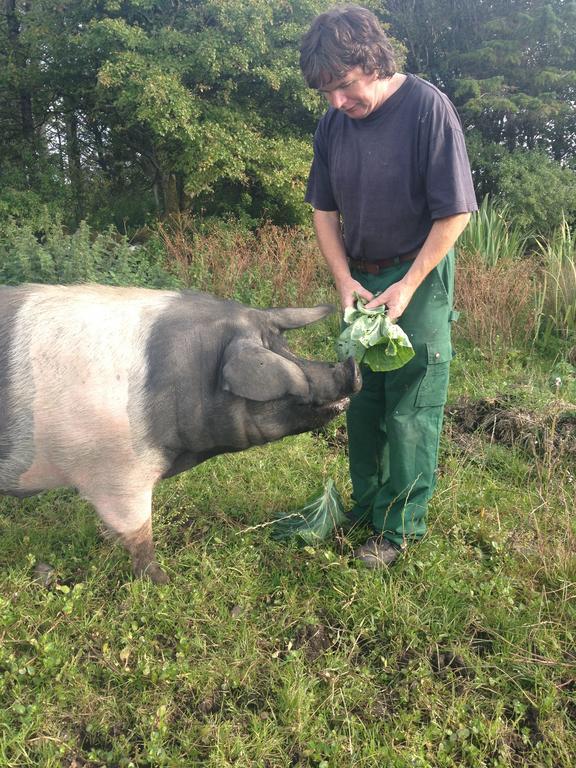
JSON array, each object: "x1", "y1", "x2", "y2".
[
  {"x1": 271, "y1": 479, "x2": 347, "y2": 544},
  {"x1": 335, "y1": 296, "x2": 415, "y2": 372}
]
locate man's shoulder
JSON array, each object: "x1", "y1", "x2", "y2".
[
  {"x1": 314, "y1": 106, "x2": 347, "y2": 145},
  {"x1": 406, "y1": 74, "x2": 463, "y2": 129},
  {"x1": 408, "y1": 75, "x2": 453, "y2": 107}
]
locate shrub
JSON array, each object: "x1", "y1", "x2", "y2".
[
  {"x1": 0, "y1": 219, "x2": 179, "y2": 288},
  {"x1": 496, "y1": 150, "x2": 576, "y2": 240},
  {"x1": 467, "y1": 135, "x2": 576, "y2": 240}
]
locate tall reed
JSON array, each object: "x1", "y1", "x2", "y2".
[
  {"x1": 534, "y1": 217, "x2": 576, "y2": 341},
  {"x1": 458, "y1": 195, "x2": 529, "y2": 266}
]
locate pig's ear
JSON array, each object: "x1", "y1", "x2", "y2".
[
  {"x1": 221, "y1": 340, "x2": 310, "y2": 401},
  {"x1": 265, "y1": 305, "x2": 334, "y2": 331}
]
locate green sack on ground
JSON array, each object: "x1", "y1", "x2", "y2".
[
  {"x1": 336, "y1": 296, "x2": 415, "y2": 372},
  {"x1": 271, "y1": 478, "x2": 347, "y2": 544}
]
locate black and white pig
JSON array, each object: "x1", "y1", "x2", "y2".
[{"x1": 0, "y1": 284, "x2": 360, "y2": 583}]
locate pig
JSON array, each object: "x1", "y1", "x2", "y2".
[{"x1": 0, "y1": 284, "x2": 360, "y2": 583}]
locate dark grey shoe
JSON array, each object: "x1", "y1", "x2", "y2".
[{"x1": 353, "y1": 536, "x2": 401, "y2": 568}]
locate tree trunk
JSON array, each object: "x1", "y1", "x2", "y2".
[
  {"x1": 65, "y1": 107, "x2": 85, "y2": 224},
  {"x1": 161, "y1": 171, "x2": 180, "y2": 215},
  {"x1": 6, "y1": 0, "x2": 35, "y2": 143}
]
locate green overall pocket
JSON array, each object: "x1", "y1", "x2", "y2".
[{"x1": 415, "y1": 339, "x2": 453, "y2": 407}]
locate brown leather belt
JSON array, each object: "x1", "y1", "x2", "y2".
[{"x1": 348, "y1": 249, "x2": 419, "y2": 274}]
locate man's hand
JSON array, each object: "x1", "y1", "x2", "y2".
[
  {"x1": 364, "y1": 279, "x2": 416, "y2": 321},
  {"x1": 337, "y1": 276, "x2": 373, "y2": 310}
]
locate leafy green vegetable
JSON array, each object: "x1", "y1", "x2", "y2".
[
  {"x1": 336, "y1": 296, "x2": 415, "y2": 372},
  {"x1": 271, "y1": 478, "x2": 347, "y2": 544}
]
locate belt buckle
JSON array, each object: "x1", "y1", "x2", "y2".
[
  {"x1": 355, "y1": 259, "x2": 374, "y2": 274},
  {"x1": 367, "y1": 261, "x2": 380, "y2": 274}
]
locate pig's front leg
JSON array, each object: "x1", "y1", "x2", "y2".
[
  {"x1": 121, "y1": 517, "x2": 169, "y2": 585},
  {"x1": 87, "y1": 489, "x2": 169, "y2": 584}
]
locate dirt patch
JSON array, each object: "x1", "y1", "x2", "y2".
[
  {"x1": 197, "y1": 693, "x2": 221, "y2": 716},
  {"x1": 504, "y1": 703, "x2": 544, "y2": 751},
  {"x1": 446, "y1": 395, "x2": 576, "y2": 459},
  {"x1": 467, "y1": 625, "x2": 495, "y2": 657},
  {"x1": 292, "y1": 623, "x2": 335, "y2": 661},
  {"x1": 312, "y1": 424, "x2": 349, "y2": 453},
  {"x1": 351, "y1": 696, "x2": 397, "y2": 724},
  {"x1": 429, "y1": 648, "x2": 475, "y2": 679}
]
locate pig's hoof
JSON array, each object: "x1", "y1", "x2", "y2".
[{"x1": 135, "y1": 562, "x2": 170, "y2": 585}]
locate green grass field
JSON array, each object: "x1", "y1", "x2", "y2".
[
  {"x1": 1, "y1": 224, "x2": 575, "y2": 766},
  {"x1": 1, "y1": 328, "x2": 574, "y2": 767}
]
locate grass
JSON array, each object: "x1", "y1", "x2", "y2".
[
  {"x1": 1, "y1": 221, "x2": 576, "y2": 767},
  {"x1": 2, "y1": 346, "x2": 574, "y2": 768}
]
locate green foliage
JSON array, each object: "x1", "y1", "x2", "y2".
[
  {"x1": 272, "y1": 478, "x2": 347, "y2": 543},
  {"x1": 0, "y1": 157, "x2": 69, "y2": 232},
  {"x1": 337, "y1": 298, "x2": 415, "y2": 371},
  {"x1": 467, "y1": 135, "x2": 576, "y2": 240},
  {"x1": 0, "y1": 219, "x2": 179, "y2": 288},
  {"x1": 2, "y1": 0, "x2": 576, "y2": 231},
  {"x1": 0, "y1": 0, "x2": 332, "y2": 229},
  {"x1": 493, "y1": 150, "x2": 576, "y2": 238},
  {"x1": 384, "y1": 1, "x2": 576, "y2": 163}
]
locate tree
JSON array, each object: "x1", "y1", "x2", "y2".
[
  {"x1": 0, "y1": 0, "x2": 337, "y2": 228},
  {"x1": 383, "y1": 0, "x2": 576, "y2": 162}
]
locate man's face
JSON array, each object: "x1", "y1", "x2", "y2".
[{"x1": 318, "y1": 66, "x2": 385, "y2": 119}]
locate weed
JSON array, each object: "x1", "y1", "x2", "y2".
[
  {"x1": 454, "y1": 254, "x2": 536, "y2": 349},
  {"x1": 156, "y1": 216, "x2": 331, "y2": 308}
]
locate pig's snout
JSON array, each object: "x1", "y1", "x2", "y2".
[
  {"x1": 331, "y1": 357, "x2": 361, "y2": 415},
  {"x1": 344, "y1": 356, "x2": 362, "y2": 395},
  {"x1": 304, "y1": 356, "x2": 362, "y2": 407}
]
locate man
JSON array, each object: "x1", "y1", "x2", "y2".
[{"x1": 300, "y1": 6, "x2": 477, "y2": 568}]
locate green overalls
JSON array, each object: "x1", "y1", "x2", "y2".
[{"x1": 346, "y1": 249, "x2": 457, "y2": 547}]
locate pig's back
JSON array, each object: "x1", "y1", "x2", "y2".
[{"x1": 0, "y1": 284, "x2": 176, "y2": 495}]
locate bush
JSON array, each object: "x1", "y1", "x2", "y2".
[
  {"x1": 0, "y1": 214, "x2": 336, "y2": 311},
  {"x1": 467, "y1": 135, "x2": 576, "y2": 240},
  {"x1": 0, "y1": 219, "x2": 180, "y2": 288}
]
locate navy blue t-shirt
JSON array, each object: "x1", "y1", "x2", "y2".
[{"x1": 305, "y1": 74, "x2": 478, "y2": 261}]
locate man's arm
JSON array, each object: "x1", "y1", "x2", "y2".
[
  {"x1": 365, "y1": 212, "x2": 471, "y2": 320},
  {"x1": 313, "y1": 209, "x2": 373, "y2": 309}
]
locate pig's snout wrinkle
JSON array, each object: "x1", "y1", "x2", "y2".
[{"x1": 345, "y1": 356, "x2": 362, "y2": 394}]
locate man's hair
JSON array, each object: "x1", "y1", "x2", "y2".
[{"x1": 300, "y1": 5, "x2": 396, "y2": 89}]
